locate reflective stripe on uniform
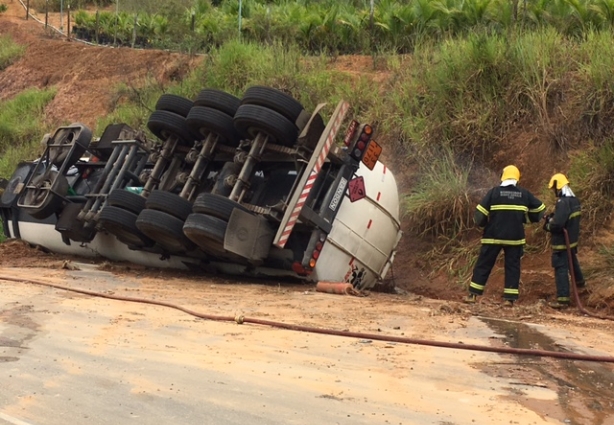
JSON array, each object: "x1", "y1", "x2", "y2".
[
  {"x1": 529, "y1": 203, "x2": 546, "y2": 213},
  {"x1": 481, "y1": 238, "x2": 526, "y2": 245},
  {"x1": 470, "y1": 282, "x2": 485, "y2": 292},
  {"x1": 503, "y1": 288, "x2": 519, "y2": 296},
  {"x1": 490, "y1": 205, "x2": 528, "y2": 212},
  {"x1": 569, "y1": 211, "x2": 581, "y2": 219},
  {"x1": 476, "y1": 205, "x2": 489, "y2": 216},
  {"x1": 557, "y1": 296, "x2": 571, "y2": 303},
  {"x1": 552, "y1": 242, "x2": 578, "y2": 250}
]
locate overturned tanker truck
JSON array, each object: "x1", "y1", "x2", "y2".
[{"x1": 0, "y1": 86, "x2": 402, "y2": 290}]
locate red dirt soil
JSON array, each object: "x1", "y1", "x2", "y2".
[{"x1": 1, "y1": 0, "x2": 613, "y2": 319}]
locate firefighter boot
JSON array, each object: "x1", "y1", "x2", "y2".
[
  {"x1": 464, "y1": 293, "x2": 478, "y2": 304},
  {"x1": 548, "y1": 301, "x2": 569, "y2": 309}
]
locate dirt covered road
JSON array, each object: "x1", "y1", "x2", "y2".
[{"x1": 1, "y1": 241, "x2": 614, "y2": 424}]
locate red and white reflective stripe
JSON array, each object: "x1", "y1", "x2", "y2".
[
  {"x1": 277, "y1": 169, "x2": 317, "y2": 243},
  {"x1": 275, "y1": 101, "x2": 349, "y2": 248}
]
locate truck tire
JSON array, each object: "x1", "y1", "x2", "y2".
[
  {"x1": 183, "y1": 213, "x2": 226, "y2": 247},
  {"x1": 240, "y1": 86, "x2": 305, "y2": 125},
  {"x1": 186, "y1": 106, "x2": 241, "y2": 147},
  {"x1": 107, "y1": 189, "x2": 146, "y2": 215},
  {"x1": 155, "y1": 94, "x2": 194, "y2": 118},
  {"x1": 193, "y1": 89, "x2": 241, "y2": 117},
  {"x1": 136, "y1": 209, "x2": 195, "y2": 253},
  {"x1": 49, "y1": 123, "x2": 93, "y2": 168},
  {"x1": 98, "y1": 205, "x2": 154, "y2": 248},
  {"x1": 147, "y1": 110, "x2": 195, "y2": 146},
  {"x1": 233, "y1": 104, "x2": 298, "y2": 146},
  {"x1": 22, "y1": 170, "x2": 68, "y2": 220},
  {"x1": 192, "y1": 193, "x2": 250, "y2": 221},
  {"x1": 145, "y1": 190, "x2": 193, "y2": 221}
]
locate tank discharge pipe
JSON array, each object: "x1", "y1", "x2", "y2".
[{"x1": 2, "y1": 274, "x2": 614, "y2": 364}]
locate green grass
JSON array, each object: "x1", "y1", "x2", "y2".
[
  {"x1": 0, "y1": 35, "x2": 25, "y2": 71},
  {"x1": 403, "y1": 146, "x2": 474, "y2": 237},
  {"x1": 568, "y1": 140, "x2": 614, "y2": 235},
  {"x1": 0, "y1": 88, "x2": 57, "y2": 178}
]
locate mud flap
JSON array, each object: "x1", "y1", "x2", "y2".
[
  {"x1": 55, "y1": 202, "x2": 97, "y2": 244},
  {"x1": 224, "y1": 209, "x2": 274, "y2": 263}
]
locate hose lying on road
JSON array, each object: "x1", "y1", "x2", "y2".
[
  {"x1": 2, "y1": 274, "x2": 614, "y2": 364},
  {"x1": 564, "y1": 229, "x2": 614, "y2": 321}
]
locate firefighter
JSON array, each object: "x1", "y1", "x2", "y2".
[
  {"x1": 543, "y1": 173, "x2": 585, "y2": 309},
  {"x1": 464, "y1": 165, "x2": 546, "y2": 306}
]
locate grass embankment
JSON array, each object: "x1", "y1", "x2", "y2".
[
  {"x1": 1, "y1": 29, "x2": 614, "y2": 297},
  {"x1": 0, "y1": 35, "x2": 55, "y2": 242}
]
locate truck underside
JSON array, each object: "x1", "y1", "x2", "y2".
[{"x1": 0, "y1": 87, "x2": 402, "y2": 289}]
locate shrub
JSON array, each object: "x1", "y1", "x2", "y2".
[
  {"x1": 569, "y1": 140, "x2": 614, "y2": 235},
  {"x1": 404, "y1": 146, "x2": 475, "y2": 237},
  {"x1": 0, "y1": 35, "x2": 25, "y2": 71}
]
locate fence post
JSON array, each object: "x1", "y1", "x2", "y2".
[
  {"x1": 131, "y1": 13, "x2": 137, "y2": 48},
  {"x1": 25, "y1": 0, "x2": 29, "y2": 20},
  {"x1": 45, "y1": 0, "x2": 48, "y2": 28},
  {"x1": 95, "y1": 10, "x2": 100, "y2": 44},
  {"x1": 238, "y1": 0, "x2": 242, "y2": 38},
  {"x1": 114, "y1": 0, "x2": 119, "y2": 47},
  {"x1": 67, "y1": 4, "x2": 71, "y2": 40}
]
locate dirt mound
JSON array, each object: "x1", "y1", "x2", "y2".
[{"x1": 0, "y1": 239, "x2": 58, "y2": 266}]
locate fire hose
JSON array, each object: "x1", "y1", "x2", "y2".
[
  {"x1": 2, "y1": 274, "x2": 614, "y2": 364},
  {"x1": 564, "y1": 228, "x2": 614, "y2": 321}
]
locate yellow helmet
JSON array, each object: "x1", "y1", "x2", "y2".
[
  {"x1": 501, "y1": 165, "x2": 520, "y2": 182},
  {"x1": 549, "y1": 173, "x2": 570, "y2": 190}
]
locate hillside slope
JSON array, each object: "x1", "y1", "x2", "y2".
[
  {"x1": 0, "y1": 3, "x2": 199, "y2": 128},
  {"x1": 1, "y1": 1, "x2": 612, "y2": 315}
]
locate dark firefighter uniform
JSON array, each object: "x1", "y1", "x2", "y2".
[
  {"x1": 544, "y1": 177, "x2": 584, "y2": 305},
  {"x1": 469, "y1": 183, "x2": 546, "y2": 301}
]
